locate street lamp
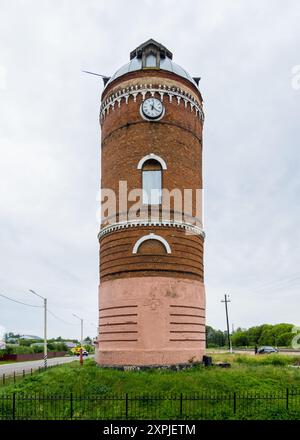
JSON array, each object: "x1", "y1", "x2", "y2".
[
  {"x1": 29, "y1": 289, "x2": 47, "y2": 368},
  {"x1": 73, "y1": 313, "x2": 84, "y2": 365}
]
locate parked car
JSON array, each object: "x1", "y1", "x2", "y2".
[
  {"x1": 257, "y1": 346, "x2": 278, "y2": 354},
  {"x1": 80, "y1": 349, "x2": 89, "y2": 357},
  {"x1": 73, "y1": 347, "x2": 89, "y2": 356}
]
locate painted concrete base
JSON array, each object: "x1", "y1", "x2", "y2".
[
  {"x1": 96, "y1": 276, "x2": 206, "y2": 366},
  {"x1": 97, "y1": 361, "x2": 203, "y2": 371}
]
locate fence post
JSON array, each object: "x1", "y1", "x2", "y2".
[
  {"x1": 125, "y1": 393, "x2": 129, "y2": 419},
  {"x1": 31, "y1": 368, "x2": 33, "y2": 376},
  {"x1": 12, "y1": 393, "x2": 16, "y2": 420},
  {"x1": 233, "y1": 392, "x2": 237, "y2": 415},
  {"x1": 70, "y1": 393, "x2": 73, "y2": 420},
  {"x1": 286, "y1": 388, "x2": 289, "y2": 411},
  {"x1": 2, "y1": 373, "x2": 4, "y2": 386},
  {"x1": 13, "y1": 371, "x2": 16, "y2": 384},
  {"x1": 180, "y1": 393, "x2": 183, "y2": 417},
  {"x1": 23, "y1": 370, "x2": 25, "y2": 379}
]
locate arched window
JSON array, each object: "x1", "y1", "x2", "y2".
[
  {"x1": 138, "y1": 154, "x2": 166, "y2": 205},
  {"x1": 145, "y1": 54, "x2": 157, "y2": 67},
  {"x1": 132, "y1": 233, "x2": 172, "y2": 254},
  {"x1": 142, "y1": 159, "x2": 162, "y2": 205}
]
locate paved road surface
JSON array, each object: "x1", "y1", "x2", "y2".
[{"x1": 0, "y1": 356, "x2": 79, "y2": 376}]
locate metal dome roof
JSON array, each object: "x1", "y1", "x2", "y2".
[{"x1": 104, "y1": 39, "x2": 199, "y2": 89}]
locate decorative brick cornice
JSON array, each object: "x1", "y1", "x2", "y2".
[
  {"x1": 100, "y1": 84, "x2": 205, "y2": 123},
  {"x1": 98, "y1": 220, "x2": 205, "y2": 240}
]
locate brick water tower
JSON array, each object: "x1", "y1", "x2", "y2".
[{"x1": 96, "y1": 39, "x2": 206, "y2": 366}]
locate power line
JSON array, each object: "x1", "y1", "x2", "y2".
[
  {"x1": 0, "y1": 293, "x2": 78, "y2": 326},
  {"x1": 0, "y1": 293, "x2": 42, "y2": 308},
  {"x1": 47, "y1": 309, "x2": 77, "y2": 326},
  {"x1": 249, "y1": 273, "x2": 300, "y2": 292},
  {"x1": 231, "y1": 273, "x2": 300, "y2": 297}
]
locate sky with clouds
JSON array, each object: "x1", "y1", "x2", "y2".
[{"x1": 0, "y1": 0, "x2": 299, "y2": 339}]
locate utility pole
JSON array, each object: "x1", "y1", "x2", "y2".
[
  {"x1": 90, "y1": 322, "x2": 98, "y2": 347},
  {"x1": 29, "y1": 290, "x2": 47, "y2": 368},
  {"x1": 73, "y1": 314, "x2": 84, "y2": 365},
  {"x1": 221, "y1": 294, "x2": 232, "y2": 352}
]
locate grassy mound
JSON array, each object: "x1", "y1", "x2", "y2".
[
  {"x1": 1, "y1": 355, "x2": 300, "y2": 419},
  {"x1": 1, "y1": 354, "x2": 300, "y2": 396}
]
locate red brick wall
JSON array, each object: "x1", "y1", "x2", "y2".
[
  {"x1": 100, "y1": 226, "x2": 204, "y2": 282},
  {"x1": 100, "y1": 69, "x2": 204, "y2": 283}
]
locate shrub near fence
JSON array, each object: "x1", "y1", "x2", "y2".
[
  {"x1": 0, "y1": 351, "x2": 67, "y2": 362},
  {"x1": 1, "y1": 390, "x2": 300, "y2": 420}
]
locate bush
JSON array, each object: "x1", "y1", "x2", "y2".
[
  {"x1": 230, "y1": 323, "x2": 295, "y2": 348},
  {"x1": 233, "y1": 354, "x2": 293, "y2": 366},
  {"x1": 45, "y1": 342, "x2": 67, "y2": 352},
  {"x1": 32, "y1": 345, "x2": 44, "y2": 353},
  {"x1": 0, "y1": 345, "x2": 34, "y2": 355},
  {"x1": 231, "y1": 332, "x2": 249, "y2": 347}
]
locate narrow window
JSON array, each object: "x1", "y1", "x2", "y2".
[
  {"x1": 145, "y1": 54, "x2": 157, "y2": 67},
  {"x1": 142, "y1": 159, "x2": 162, "y2": 205}
]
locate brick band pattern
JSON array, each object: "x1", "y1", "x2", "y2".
[{"x1": 100, "y1": 84, "x2": 205, "y2": 122}]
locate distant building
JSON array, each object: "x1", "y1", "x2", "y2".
[
  {"x1": 63, "y1": 341, "x2": 77, "y2": 349},
  {"x1": 20, "y1": 335, "x2": 42, "y2": 340}
]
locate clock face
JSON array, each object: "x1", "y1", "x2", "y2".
[{"x1": 141, "y1": 98, "x2": 165, "y2": 120}]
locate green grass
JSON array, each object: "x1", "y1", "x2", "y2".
[
  {"x1": 212, "y1": 352, "x2": 298, "y2": 366},
  {"x1": 1, "y1": 354, "x2": 300, "y2": 395},
  {"x1": 1, "y1": 354, "x2": 300, "y2": 419}
]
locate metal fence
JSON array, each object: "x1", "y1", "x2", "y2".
[
  {"x1": 1, "y1": 390, "x2": 300, "y2": 420},
  {"x1": 1, "y1": 364, "x2": 60, "y2": 387}
]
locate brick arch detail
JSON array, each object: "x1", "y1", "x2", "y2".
[
  {"x1": 137, "y1": 153, "x2": 167, "y2": 170},
  {"x1": 132, "y1": 233, "x2": 171, "y2": 254}
]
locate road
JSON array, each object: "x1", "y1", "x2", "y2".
[{"x1": 0, "y1": 356, "x2": 78, "y2": 376}]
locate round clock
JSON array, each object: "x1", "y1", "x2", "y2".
[{"x1": 140, "y1": 98, "x2": 165, "y2": 120}]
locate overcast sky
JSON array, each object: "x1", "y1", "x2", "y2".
[{"x1": 0, "y1": 0, "x2": 299, "y2": 339}]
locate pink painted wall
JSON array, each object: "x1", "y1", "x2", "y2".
[{"x1": 96, "y1": 276, "x2": 206, "y2": 366}]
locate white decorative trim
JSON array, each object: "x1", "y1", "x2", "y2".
[
  {"x1": 98, "y1": 219, "x2": 205, "y2": 240},
  {"x1": 132, "y1": 233, "x2": 171, "y2": 254},
  {"x1": 100, "y1": 84, "x2": 204, "y2": 122},
  {"x1": 137, "y1": 154, "x2": 167, "y2": 170}
]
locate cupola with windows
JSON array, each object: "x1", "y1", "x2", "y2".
[{"x1": 104, "y1": 39, "x2": 200, "y2": 89}]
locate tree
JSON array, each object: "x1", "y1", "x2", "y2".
[
  {"x1": 231, "y1": 331, "x2": 249, "y2": 347},
  {"x1": 206, "y1": 326, "x2": 226, "y2": 347}
]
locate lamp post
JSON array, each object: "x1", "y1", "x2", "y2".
[
  {"x1": 73, "y1": 314, "x2": 83, "y2": 365},
  {"x1": 29, "y1": 289, "x2": 47, "y2": 368}
]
